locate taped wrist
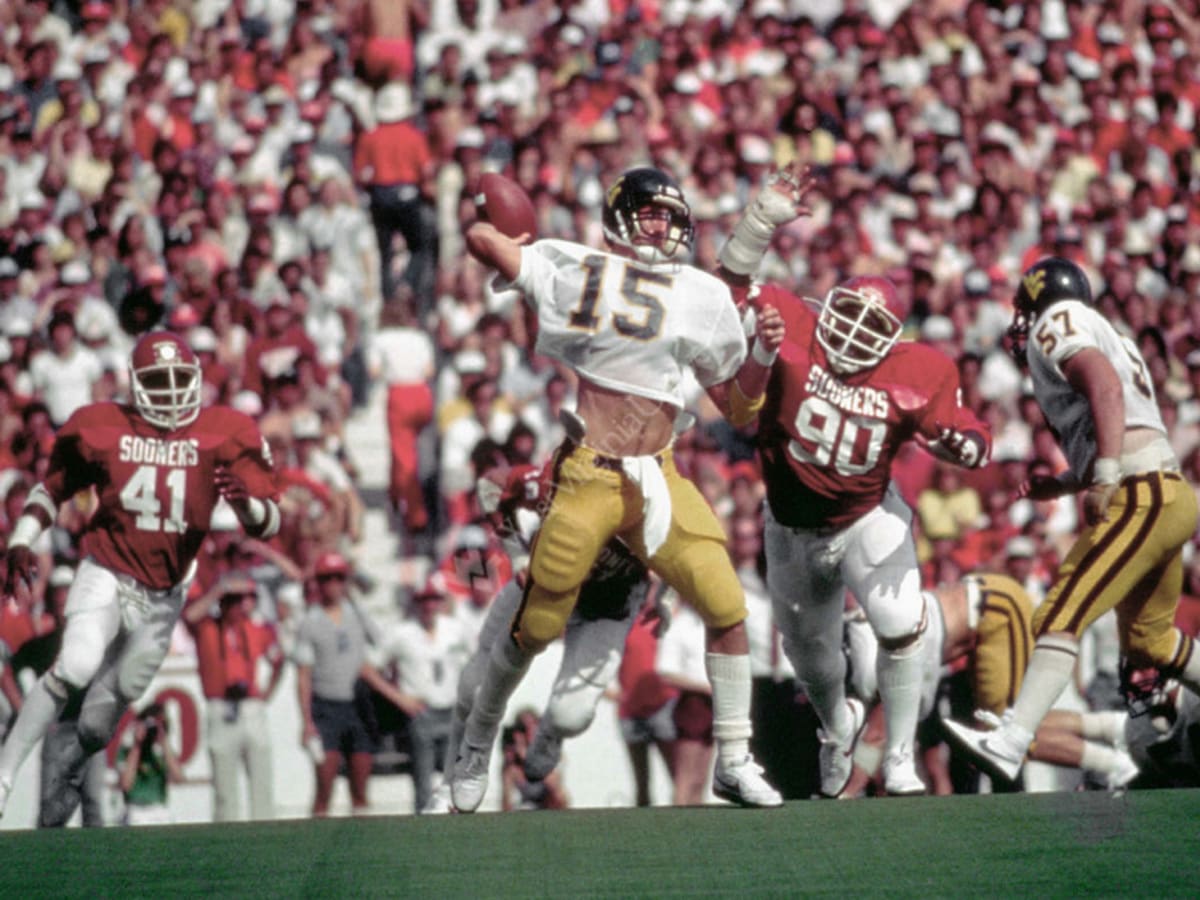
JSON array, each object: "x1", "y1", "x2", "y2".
[
  {"x1": 1092, "y1": 457, "x2": 1120, "y2": 485},
  {"x1": 718, "y1": 201, "x2": 780, "y2": 276}
]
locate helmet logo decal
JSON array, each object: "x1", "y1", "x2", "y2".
[
  {"x1": 859, "y1": 286, "x2": 884, "y2": 306},
  {"x1": 1022, "y1": 269, "x2": 1045, "y2": 302},
  {"x1": 606, "y1": 178, "x2": 625, "y2": 208},
  {"x1": 155, "y1": 342, "x2": 179, "y2": 363}
]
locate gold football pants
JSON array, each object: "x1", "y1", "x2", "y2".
[
  {"x1": 514, "y1": 444, "x2": 745, "y2": 652},
  {"x1": 970, "y1": 573, "x2": 1034, "y2": 716},
  {"x1": 1033, "y1": 472, "x2": 1198, "y2": 670}
]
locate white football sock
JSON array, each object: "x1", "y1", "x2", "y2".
[
  {"x1": 877, "y1": 636, "x2": 923, "y2": 756},
  {"x1": 1079, "y1": 710, "x2": 1128, "y2": 745},
  {"x1": 706, "y1": 652, "x2": 752, "y2": 762},
  {"x1": 462, "y1": 637, "x2": 531, "y2": 750},
  {"x1": 1010, "y1": 634, "x2": 1078, "y2": 741}
]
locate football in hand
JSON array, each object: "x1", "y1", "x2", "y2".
[{"x1": 476, "y1": 172, "x2": 537, "y2": 239}]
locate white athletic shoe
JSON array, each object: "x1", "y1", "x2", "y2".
[
  {"x1": 1105, "y1": 750, "x2": 1140, "y2": 791},
  {"x1": 523, "y1": 727, "x2": 562, "y2": 782},
  {"x1": 816, "y1": 697, "x2": 867, "y2": 798},
  {"x1": 713, "y1": 754, "x2": 783, "y2": 808},
  {"x1": 422, "y1": 782, "x2": 454, "y2": 815},
  {"x1": 881, "y1": 745, "x2": 925, "y2": 796},
  {"x1": 942, "y1": 717, "x2": 1027, "y2": 783},
  {"x1": 0, "y1": 776, "x2": 9, "y2": 819},
  {"x1": 450, "y1": 744, "x2": 491, "y2": 813}
]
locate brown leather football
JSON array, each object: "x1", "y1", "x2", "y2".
[{"x1": 476, "y1": 172, "x2": 537, "y2": 238}]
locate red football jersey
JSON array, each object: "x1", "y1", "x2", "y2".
[
  {"x1": 755, "y1": 285, "x2": 988, "y2": 530},
  {"x1": 43, "y1": 404, "x2": 278, "y2": 590}
]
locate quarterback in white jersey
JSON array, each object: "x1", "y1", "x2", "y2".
[
  {"x1": 945, "y1": 256, "x2": 1200, "y2": 785},
  {"x1": 449, "y1": 167, "x2": 785, "y2": 812},
  {"x1": 510, "y1": 239, "x2": 747, "y2": 409}
]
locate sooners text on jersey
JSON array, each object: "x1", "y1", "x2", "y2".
[
  {"x1": 755, "y1": 285, "x2": 986, "y2": 530},
  {"x1": 43, "y1": 403, "x2": 278, "y2": 591}
]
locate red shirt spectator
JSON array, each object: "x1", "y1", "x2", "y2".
[{"x1": 354, "y1": 85, "x2": 432, "y2": 188}]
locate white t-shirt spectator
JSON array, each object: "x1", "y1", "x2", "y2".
[
  {"x1": 381, "y1": 613, "x2": 472, "y2": 710},
  {"x1": 369, "y1": 326, "x2": 434, "y2": 386},
  {"x1": 29, "y1": 343, "x2": 103, "y2": 425}
]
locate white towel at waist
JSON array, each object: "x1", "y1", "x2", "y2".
[{"x1": 620, "y1": 455, "x2": 672, "y2": 558}]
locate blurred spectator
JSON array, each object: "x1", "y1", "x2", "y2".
[
  {"x1": 290, "y1": 412, "x2": 364, "y2": 547},
  {"x1": 26, "y1": 309, "x2": 102, "y2": 427},
  {"x1": 379, "y1": 581, "x2": 470, "y2": 814},
  {"x1": 354, "y1": 82, "x2": 437, "y2": 303},
  {"x1": 117, "y1": 703, "x2": 182, "y2": 826},
  {"x1": 617, "y1": 589, "x2": 679, "y2": 808},
  {"x1": 501, "y1": 708, "x2": 568, "y2": 811},
  {"x1": 369, "y1": 291, "x2": 436, "y2": 534},
  {"x1": 294, "y1": 551, "x2": 415, "y2": 816},
  {"x1": 183, "y1": 571, "x2": 285, "y2": 823},
  {"x1": 654, "y1": 592, "x2": 713, "y2": 806}
]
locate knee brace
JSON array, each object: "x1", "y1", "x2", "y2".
[{"x1": 876, "y1": 594, "x2": 927, "y2": 653}]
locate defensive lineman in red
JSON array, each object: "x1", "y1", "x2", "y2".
[
  {"x1": 0, "y1": 331, "x2": 280, "y2": 822},
  {"x1": 717, "y1": 165, "x2": 991, "y2": 796}
]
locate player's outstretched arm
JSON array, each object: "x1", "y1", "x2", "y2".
[
  {"x1": 465, "y1": 221, "x2": 526, "y2": 282},
  {"x1": 717, "y1": 161, "x2": 816, "y2": 281},
  {"x1": 3, "y1": 484, "x2": 57, "y2": 597}
]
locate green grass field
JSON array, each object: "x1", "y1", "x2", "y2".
[{"x1": 5, "y1": 789, "x2": 1198, "y2": 898}]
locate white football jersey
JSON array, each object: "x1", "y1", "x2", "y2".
[
  {"x1": 506, "y1": 239, "x2": 746, "y2": 409},
  {"x1": 1026, "y1": 300, "x2": 1164, "y2": 481}
]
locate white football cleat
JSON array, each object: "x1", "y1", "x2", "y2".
[
  {"x1": 713, "y1": 754, "x2": 783, "y2": 808},
  {"x1": 816, "y1": 697, "x2": 867, "y2": 798},
  {"x1": 942, "y1": 717, "x2": 1027, "y2": 783},
  {"x1": 523, "y1": 727, "x2": 562, "y2": 782},
  {"x1": 881, "y1": 745, "x2": 925, "y2": 796},
  {"x1": 450, "y1": 744, "x2": 491, "y2": 813},
  {"x1": 421, "y1": 782, "x2": 454, "y2": 815},
  {"x1": 1105, "y1": 750, "x2": 1140, "y2": 792}
]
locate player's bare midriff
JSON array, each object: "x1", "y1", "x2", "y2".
[{"x1": 575, "y1": 379, "x2": 676, "y2": 458}]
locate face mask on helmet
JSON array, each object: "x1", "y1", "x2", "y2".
[
  {"x1": 1120, "y1": 658, "x2": 1181, "y2": 732},
  {"x1": 816, "y1": 276, "x2": 908, "y2": 374},
  {"x1": 602, "y1": 168, "x2": 695, "y2": 265},
  {"x1": 129, "y1": 333, "x2": 202, "y2": 429}
]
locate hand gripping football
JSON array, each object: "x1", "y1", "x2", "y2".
[{"x1": 476, "y1": 172, "x2": 537, "y2": 238}]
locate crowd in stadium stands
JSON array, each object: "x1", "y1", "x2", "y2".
[{"x1": 2, "y1": 0, "x2": 1200, "y2": 820}]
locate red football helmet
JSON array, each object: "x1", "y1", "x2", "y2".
[
  {"x1": 816, "y1": 275, "x2": 910, "y2": 374},
  {"x1": 129, "y1": 331, "x2": 202, "y2": 429}
]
